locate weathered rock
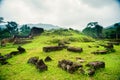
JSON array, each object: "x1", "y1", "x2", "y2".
[
  {"x1": 108, "y1": 42, "x2": 119, "y2": 45},
  {"x1": 0, "y1": 55, "x2": 8, "y2": 65},
  {"x1": 87, "y1": 69, "x2": 95, "y2": 76},
  {"x1": 67, "y1": 47, "x2": 83, "y2": 53},
  {"x1": 79, "y1": 68, "x2": 85, "y2": 74},
  {"x1": 61, "y1": 63, "x2": 67, "y2": 70},
  {"x1": 88, "y1": 45, "x2": 99, "y2": 48},
  {"x1": 30, "y1": 27, "x2": 44, "y2": 36},
  {"x1": 92, "y1": 50, "x2": 108, "y2": 54},
  {"x1": 58, "y1": 43, "x2": 68, "y2": 49},
  {"x1": 1, "y1": 37, "x2": 15, "y2": 47},
  {"x1": 28, "y1": 56, "x2": 39, "y2": 65},
  {"x1": 67, "y1": 65, "x2": 76, "y2": 73},
  {"x1": 76, "y1": 57, "x2": 85, "y2": 63},
  {"x1": 13, "y1": 35, "x2": 31, "y2": 39},
  {"x1": 43, "y1": 46, "x2": 63, "y2": 52},
  {"x1": 58, "y1": 42, "x2": 65, "y2": 47},
  {"x1": 10, "y1": 51, "x2": 19, "y2": 55},
  {"x1": 0, "y1": 55, "x2": 4, "y2": 59},
  {"x1": 96, "y1": 46, "x2": 99, "y2": 48},
  {"x1": 58, "y1": 41, "x2": 70, "y2": 49},
  {"x1": 64, "y1": 41, "x2": 70, "y2": 44},
  {"x1": 86, "y1": 61, "x2": 105, "y2": 70},
  {"x1": 0, "y1": 60, "x2": 8, "y2": 65},
  {"x1": 104, "y1": 43, "x2": 114, "y2": 49},
  {"x1": 88, "y1": 45, "x2": 92, "y2": 48},
  {"x1": 58, "y1": 59, "x2": 82, "y2": 73},
  {"x1": 36, "y1": 59, "x2": 48, "y2": 71},
  {"x1": 72, "y1": 63, "x2": 83, "y2": 70},
  {"x1": 4, "y1": 54, "x2": 12, "y2": 59},
  {"x1": 44, "y1": 56, "x2": 52, "y2": 62},
  {"x1": 13, "y1": 39, "x2": 31, "y2": 44},
  {"x1": 17, "y1": 46, "x2": 26, "y2": 53},
  {"x1": 58, "y1": 59, "x2": 73, "y2": 67}
]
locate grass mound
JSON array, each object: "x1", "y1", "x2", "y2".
[{"x1": 0, "y1": 29, "x2": 120, "y2": 80}]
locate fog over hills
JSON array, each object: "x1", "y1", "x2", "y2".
[
  {"x1": 0, "y1": 0, "x2": 120, "y2": 30},
  {"x1": 26, "y1": 23, "x2": 61, "y2": 30}
]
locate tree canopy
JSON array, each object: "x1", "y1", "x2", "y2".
[{"x1": 82, "y1": 22, "x2": 103, "y2": 38}]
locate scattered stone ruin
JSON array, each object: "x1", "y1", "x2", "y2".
[
  {"x1": 1, "y1": 46, "x2": 26, "y2": 63},
  {"x1": 27, "y1": 56, "x2": 39, "y2": 65},
  {"x1": 43, "y1": 46, "x2": 63, "y2": 52},
  {"x1": 58, "y1": 59, "x2": 82, "y2": 73},
  {"x1": 0, "y1": 53, "x2": 8, "y2": 65},
  {"x1": 17, "y1": 46, "x2": 26, "y2": 53},
  {"x1": 36, "y1": 59, "x2": 48, "y2": 71},
  {"x1": 28, "y1": 57, "x2": 48, "y2": 72},
  {"x1": 86, "y1": 61, "x2": 105, "y2": 70},
  {"x1": 44, "y1": 56, "x2": 52, "y2": 62},
  {"x1": 76, "y1": 57, "x2": 85, "y2": 63},
  {"x1": 91, "y1": 50, "x2": 108, "y2": 54},
  {"x1": 58, "y1": 41, "x2": 70, "y2": 49},
  {"x1": 30, "y1": 27, "x2": 44, "y2": 36},
  {"x1": 85, "y1": 61, "x2": 105, "y2": 76},
  {"x1": 67, "y1": 47, "x2": 83, "y2": 53},
  {"x1": 0, "y1": 27, "x2": 44, "y2": 47}
]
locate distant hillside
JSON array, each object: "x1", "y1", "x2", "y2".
[
  {"x1": 106, "y1": 22, "x2": 120, "y2": 29},
  {"x1": 0, "y1": 23, "x2": 61, "y2": 30},
  {"x1": 25, "y1": 23, "x2": 61, "y2": 30},
  {"x1": 103, "y1": 22, "x2": 120, "y2": 39}
]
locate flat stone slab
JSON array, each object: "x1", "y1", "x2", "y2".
[
  {"x1": 92, "y1": 50, "x2": 108, "y2": 54},
  {"x1": 36, "y1": 59, "x2": 48, "y2": 71},
  {"x1": 67, "y1": 47, "x2": 83, "y2": 53},
  {"x1": 44, "y1": 56, "x2": 52, "y2": 62},
  {"x1": 28, "y1": 56, "x2": 39, "y2": 65},
  {"x1": 86, "y1": 61, "x2": 105, "y2": 69},
  {"x1": 43, "y1": 46, "x2": 63, "y2": 52}
]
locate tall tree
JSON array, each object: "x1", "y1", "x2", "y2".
[
  {"x1": 95, "y1": 24, "x2": 103, "y2": 38},
  {"x1": 87, "y1": 22, "x2": 98, "y2": 27},
  {"x1": 20, "y1": 25, "x2": 31, "y2": 36},
  {"x1": 82, "y1": 22, "x2": 103, "y2": 38},
  {"x1": 6, "y1": 21, "x2": 18, "y2": 36},
  {"x1": 0, "y1": 17, "x2": 4, "y2": 23},
  {"x1": 114, "y1": 23, "x2": 120, "y2": 39}
]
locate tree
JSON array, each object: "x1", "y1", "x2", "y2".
[
  {"x1": 114, "y1": 23, "x2": 120, "y2": 39},
  {"x1": 6, "y1": 21, "x2": 18, "y2": 36},
  {"x1": 95, "y1": 24, "x2": 103, "y2": 38},
  {"x1": 82, "y1": 22, "x2": 103, "y2": 38},
  {"x1": 20, "y1": 25, "x2": 31, "y2": 36},
  {"x1": 87, "y1": 22, "x2": 98, "y2": 27},
  {"x1": 0, "y1": 17, "x2": 4, "y2": 23}
]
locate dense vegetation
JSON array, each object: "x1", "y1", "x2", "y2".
[
  {"x1": 82, "y1": 22, "x2": 120, "y2": 39},
  {"x1": 0, "y1": 17, "x2": 31, "y2": 39},
  {"x1": 1, "y1": 17, "x2": 120, "y2": 40}
]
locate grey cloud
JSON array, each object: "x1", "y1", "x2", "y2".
[
  {"x1": 0, "y1": 0, "x2": 120, "y2": 30},
  {"x1": 80, "y1": 0, "x2": 116, "y2": 8}
]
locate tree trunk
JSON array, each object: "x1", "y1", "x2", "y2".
[{"x1": 116, "y1": 33, "x2": 118, "y2": 40}]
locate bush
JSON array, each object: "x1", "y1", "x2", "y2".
[{"x1": 82, "y1": 37, "x2": 94, "y2": 42}]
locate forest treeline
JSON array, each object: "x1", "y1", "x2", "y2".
[
  {"x1": 0, "y1": 17, "x2": 120, "y2": 40},
  {"x1": 82, "y1": 22, "x2": 120, "y2": 39},
  {"x1": 0, "y1": 17, "x2": 31, "y2": 39}
]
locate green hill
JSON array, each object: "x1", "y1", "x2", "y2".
[{"x1": 0, "y1": 29, "x2": 120, "y2": 80}]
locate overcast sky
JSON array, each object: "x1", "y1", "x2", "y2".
[{"x1": 0, "y1": 0, "x2": 120, "y2": 30}]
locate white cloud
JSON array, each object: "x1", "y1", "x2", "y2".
[{"x1": 0, "y1": 0, "x2": 120, "y2": 30}]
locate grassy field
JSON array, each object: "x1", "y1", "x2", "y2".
[{"x1": 0, "y1": 30, "x2": 120, "y2": 80}]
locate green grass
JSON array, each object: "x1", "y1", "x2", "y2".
[{"x1": 0, "y1": 31, "x2": 120, "y2": 80}]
